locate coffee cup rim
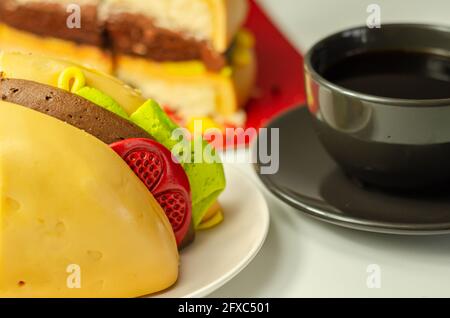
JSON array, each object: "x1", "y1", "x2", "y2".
[{"x1": 305, "y1": 23, "x2": 450, "y2": 107}]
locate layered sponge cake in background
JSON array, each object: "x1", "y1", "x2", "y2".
[
  {"x1": 106, "y1": 0, "x2": 256, "y2": 125},
  {"x1": 0, "y1": 0, "x2": 256, "y2": 127}
]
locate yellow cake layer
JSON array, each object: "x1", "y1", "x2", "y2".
[{"x1": 0, "y1": 23, "x2": 113, "y2": 74}]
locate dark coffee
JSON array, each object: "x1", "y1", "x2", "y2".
[{"x1": 323, "y1": 50, "x2": 450, "y2": 100}]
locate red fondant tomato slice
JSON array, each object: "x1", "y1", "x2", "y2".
[{"x1": 110, "y1": 138, "x2": 191, "y2": 247}]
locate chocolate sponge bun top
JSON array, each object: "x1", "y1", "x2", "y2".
[{"x1": 0, "y1": 78, "x2": 152, "y2": 144}]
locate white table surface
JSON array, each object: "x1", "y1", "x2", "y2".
[{"x1": 209, "y1": 0, "x2": 450, "y2": 298}]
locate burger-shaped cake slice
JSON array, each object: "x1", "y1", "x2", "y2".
[{"x1": 0, "y1": 52, "x2": 226, "y2": 297}]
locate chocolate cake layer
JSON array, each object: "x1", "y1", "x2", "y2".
[
  {"x1": 105, "y1": 13, "x2": 226, "y2": 72},
  {"x1": 0, "y1": 0, "x2": 103, "y2": 46},
  {"x1": 0, "y1": 78, "x2": 152, "y2": 144}
]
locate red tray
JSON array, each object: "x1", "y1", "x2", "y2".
[{"x1": 244, "y1": 0, "x2": 306, "y2": 132}]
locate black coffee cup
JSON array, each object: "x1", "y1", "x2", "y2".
[{"x1": 304, "y1": 24, "x2": 450, "y2": 189}]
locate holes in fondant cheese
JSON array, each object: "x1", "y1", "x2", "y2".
[
  {"x1": 17, "y1": 281, "x2": 26, "y2": 287},
  {"x1": 87, "y1": 250, "x2": 103, "y2": 261},
  {"x1": 4, "y1": 197, "x2": 20, "y2": 213},
  {"x1": 55, "y1": 221, "x2": 66, "y2": 235}
]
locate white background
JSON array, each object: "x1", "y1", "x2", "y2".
[{"x1": 209, "y1": 0, "x2": 450, "y2": 298}]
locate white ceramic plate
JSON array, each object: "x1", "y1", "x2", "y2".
[{"x1": 151, "y1": 164, "x2": 270, "y2": 298}]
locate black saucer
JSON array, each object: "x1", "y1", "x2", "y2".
[{"x1": 255, "y1": 106, "x2": 450, "y2": 235}]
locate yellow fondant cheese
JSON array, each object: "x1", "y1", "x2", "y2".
[
  {"x1": 0, "y1": 51, "x2": 146, "y2": 115},
  {"x1": 0, "y1": 101, "x2": 178, "y2": 297}
]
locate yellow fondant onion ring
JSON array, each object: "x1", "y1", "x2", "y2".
[{"x1": 58, "y1": 67, "x2": 86, "y2": 93}]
